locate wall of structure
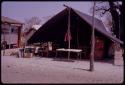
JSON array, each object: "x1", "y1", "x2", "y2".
[{"x1": 1, "y1": 22, "x2": 22, "y2": 48}]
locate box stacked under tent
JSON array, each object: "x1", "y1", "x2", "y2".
[{"x1": 24, "y1": 46, "x2": 35, "y2": 58}]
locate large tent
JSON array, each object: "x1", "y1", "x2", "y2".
[{"x1": 28, "y1": 7, "x2": 123, "y2": 46}]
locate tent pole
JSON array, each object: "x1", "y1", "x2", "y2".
[
  {"x1": 77, "y1": 27, "x2": 79, "y2": 49},
  {"x1": 90, "y1": 1, "x2": 96, "y2": 72},
  {"x1": 9, "y1": 24, "x2": 12, "y2": 49},
  {"x1": 68, "y1": 7, "x2": 71, "y2": 60},
  {"x1": 63, "y1": 4, "x2": 71, "y2": 60}
]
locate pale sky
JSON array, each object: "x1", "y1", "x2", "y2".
[{"x1": 2, "y1": 1, "x2": 96, "y2": 23}]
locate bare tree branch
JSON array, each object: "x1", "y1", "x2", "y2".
[
  {"x1": 102, "y1": 8, "x2": 110, "y2": 14},
  {"x1": 23, "y1": 16, "x2": 41, "y2": 32},
  {"x1": 95, "y1": 7, "x2": 110, "y2": 12}
]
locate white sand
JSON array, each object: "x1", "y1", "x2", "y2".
[{"x1": 1, "y1": 55, "x2": 124, "y2": 84}]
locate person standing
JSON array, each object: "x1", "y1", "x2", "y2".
[{"x1": 1, "y1": 41, "x2": 7, "y2": 56}]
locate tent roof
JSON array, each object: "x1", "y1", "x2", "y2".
[
  {"x1": 28, "y1": 8, "x2": 123, "y2": 45},
  {"x1": 32, "y1": 25, "x2": 42, "y2": 30},
  {"x1": 73, "y1": 9, "x2": 123, "y2": 44}
]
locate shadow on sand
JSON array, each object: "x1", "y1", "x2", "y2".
[
  {"x1": 73, "y1": 67, "x2": 90, "y2": 72},
  {"x1": 52, "y1": 58, "x2": 75, "y2": 62}
]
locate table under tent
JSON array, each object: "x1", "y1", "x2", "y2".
[{"x1": 28, "y1": 7, "x2": 123, "y2": 60}]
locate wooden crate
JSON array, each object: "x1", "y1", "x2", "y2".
[{"x1": 24, "y1": 53, "x2": 33, "y2": 58}]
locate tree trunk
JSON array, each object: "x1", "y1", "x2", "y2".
[
  {"x1": 119, "y1": 2, "x2": 124, "y2": 41},
  {"x1": 109, "y1": 2, "x2": 120, "y2": 39},
  {"x1": 121, "y1": 2, "x2": 125, "y2": 59}
]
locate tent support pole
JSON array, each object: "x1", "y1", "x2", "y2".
[
  {"x1": 90, "y1": 2, "x2": 96, "y2": 72},
  {"x1": 63, "y1": 4, "x2": 71, "y2": 61},
  {"x1": 68, "y1": 7, "x2": 71, "y2": 60}
]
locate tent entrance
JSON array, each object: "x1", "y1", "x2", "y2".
[{"x1": 57, "y1": 11, "x2": 92, "y2": 59}]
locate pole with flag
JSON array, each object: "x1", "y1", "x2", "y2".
[
  {"x1": 63, "y1": 4, "x2": 71, "y2": 60},
  {"x1": 90, "y1": 1, "x2": 96, "y2": 71}
]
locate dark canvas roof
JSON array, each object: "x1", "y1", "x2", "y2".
[
  {"x1": 73, "y1": 9, "x2": 123, "y2": 44},
  {"x1": 28, "y1": 8, "x2": 123, "y2": 44},
  {"x1": 1, "y1": 16, "x2": 23, "y2": 24}
]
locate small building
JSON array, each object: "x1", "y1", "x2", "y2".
[
  {"x1": 24, "y1": 25, "x2": 42, "y2": 45},
  {"x1": 1, "y1": 16, "x2": 23, "y2": 49}
]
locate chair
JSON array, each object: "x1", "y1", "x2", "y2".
[
  {"x1": 38, "y1": 47, "x2": 44, "y2": 57},
  {"x1": 78, "y1": 46, "x2": 89, "y2": 59}
]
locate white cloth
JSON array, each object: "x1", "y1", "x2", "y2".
[
  {"x1": 56, "y1": 48, "x2": 82, "y2": 52},
  {"x1": 35, "y1": 47, "x2": 40, "y2": 53}
]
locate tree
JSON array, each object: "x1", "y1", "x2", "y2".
[
  {"x1": 121, "y1": 2, "x2": 125, "y2": 59},
  {"x1": 90, "y1": 1, "x2": 123, "y2": 41},
  {"x1": 23, "y1": 16, "x2": 41, "y2": 32}
]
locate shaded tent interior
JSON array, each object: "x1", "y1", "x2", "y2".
[{"x1": 28, "y1": 8, "x2": 123, "y2": 59}]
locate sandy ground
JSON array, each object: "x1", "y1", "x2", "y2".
[{"x1": 1, "y1": 55, "x2": 124, "y2": 84}]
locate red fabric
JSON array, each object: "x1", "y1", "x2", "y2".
[{"x1": 64, "y1": 31, "x2": 72, "y2": 41}]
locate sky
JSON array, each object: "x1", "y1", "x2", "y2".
[{"x1": 2, "y1": 1, "x2": 95, "y2": 23}]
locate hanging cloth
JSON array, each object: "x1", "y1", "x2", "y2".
[{"x1": 64, "y1": 30, "x2": 72, "y2": 42}]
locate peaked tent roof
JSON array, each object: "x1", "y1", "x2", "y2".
[
  {"x1": 28, "y1": 8, "x2": 123, "y2": 45},
  {"x1": 73, "y1": 9, "x2": 123, "y2": 44}
]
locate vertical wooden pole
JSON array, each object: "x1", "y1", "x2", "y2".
[
  {"x1": 63, "y1": 4, "x2": 72, "y2": 60},
  {"x1": 2, "y1": 23, "x2": 7, "y2": 56},
  {"x1": 3, "y1": 27, "x2": 5, "y2": 56},
  {"x1": 18, "y1": 26, "x2": 22, "y2": 48},
  {"x1": 68, "y1": 7, "x2": 71, "y2": 60},
  {"x1": 90, "y1": 2, "x2": 96, "y2": 71},
  {"x1": 9, "y1": 24, "x2": 11, "y2": 49}
]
